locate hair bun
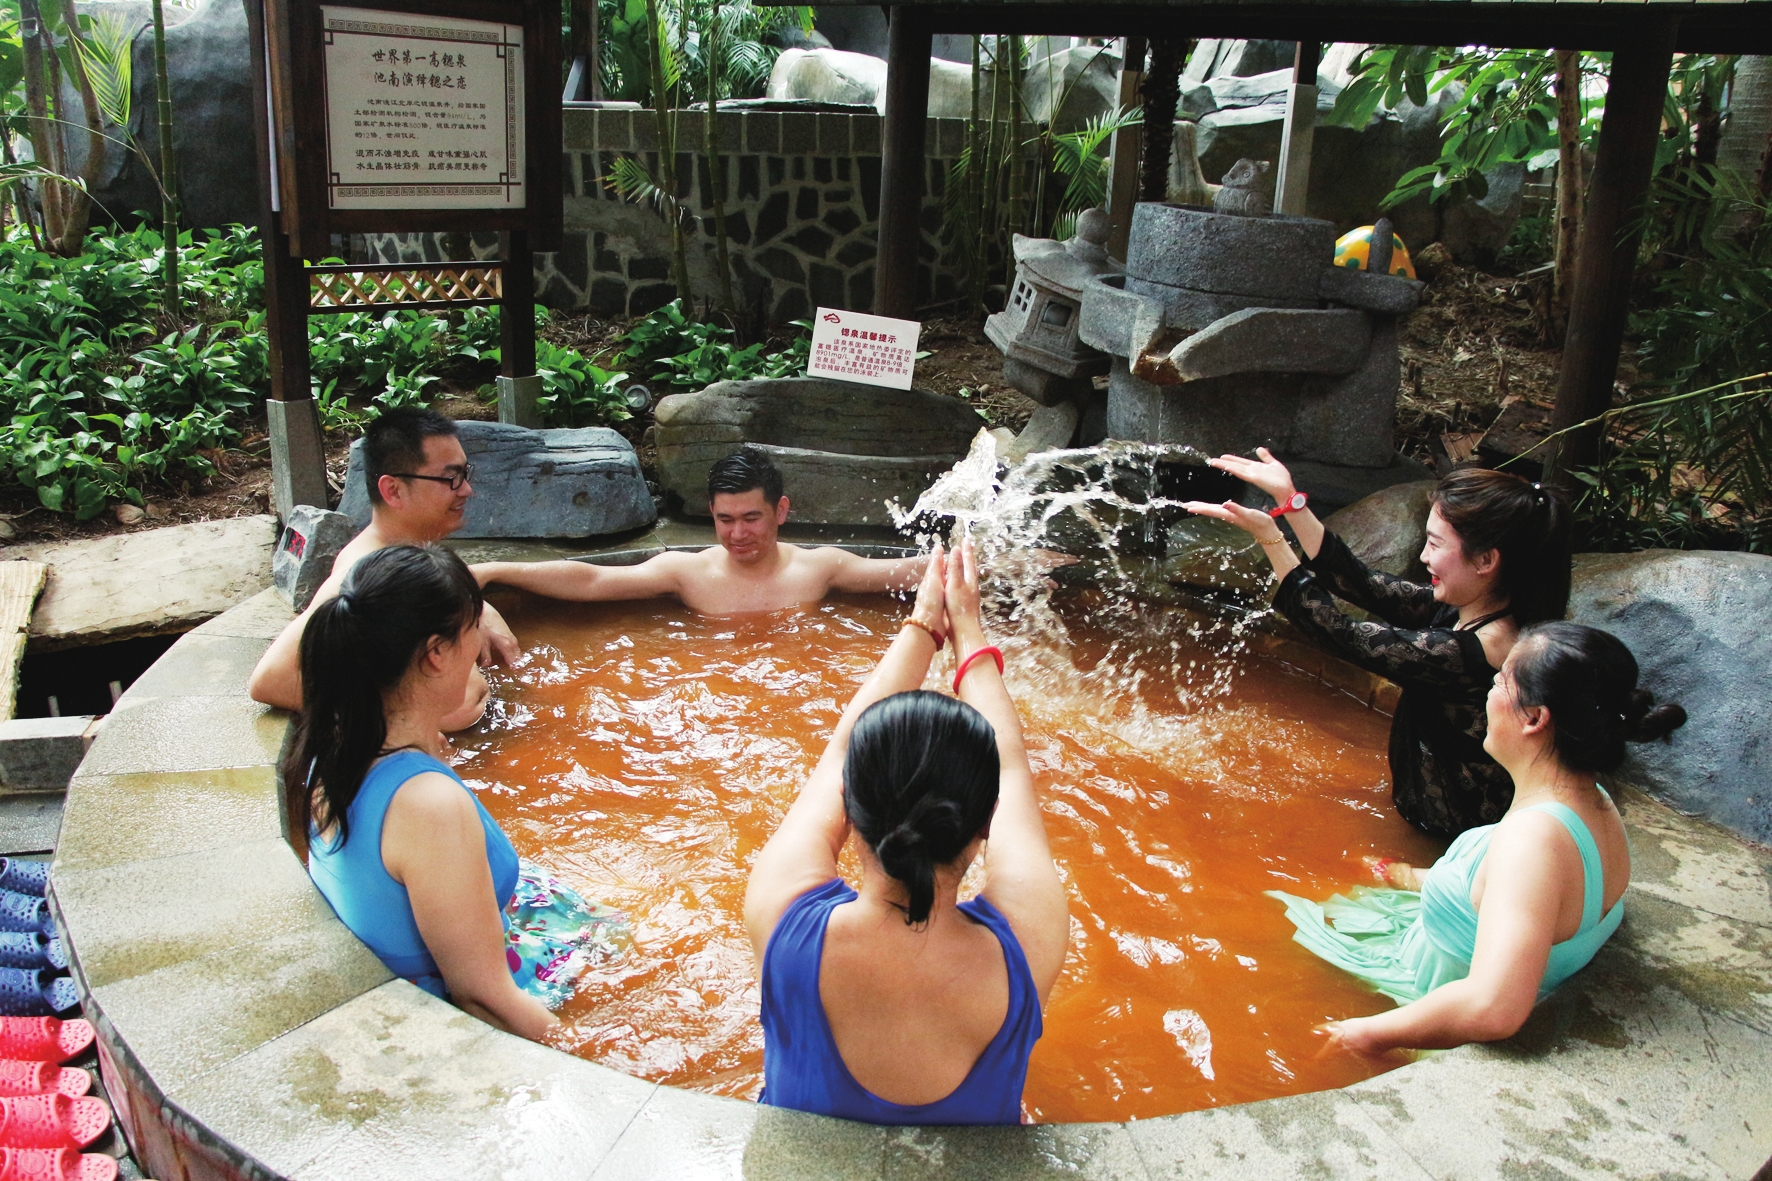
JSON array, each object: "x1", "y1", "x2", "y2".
[{"x1": 1626, "y1": 699, "x2": 1688, "y2": 744}]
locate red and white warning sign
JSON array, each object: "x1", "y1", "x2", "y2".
[{"x1": 806, "y1": 307, "x2": 922, "y2": 391}]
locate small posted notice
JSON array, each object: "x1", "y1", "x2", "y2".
[{"x1": 807, "y1": 308, "x2": 921, "y2": 391}]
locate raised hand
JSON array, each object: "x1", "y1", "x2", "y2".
[
  {"x1": 945, "y1": 534, "x2": 985, "y2": 644},
  {"x1": 1207, "y1": 446, "x2": 1296, "y2": 508},
  {"x1": 1180, "y1": 497, "x2": 1283, "y2": 539},
  {"x1": 909, "y1": 541, "x2": 948, "y2": 639}
]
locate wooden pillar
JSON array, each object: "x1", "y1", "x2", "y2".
[
  {"x1": 874, "y1": 7, "x2": 932, "y2": 318},
  {"x1": 498, "y1": 229, "x2": 542, "y2": 427},
  {"x1": 1274, "y1": 41, "x2": 1319, "y2": 216},
  {"x1": 246, "y1": 0, "x2": 327, "y2": 519},
  {"x1": 1140, "y1": 37, "x2": 1182, "y2": 201},
  {"x1": 1106, "y1": 36, "x2": 1146, "y2": 260},
  {"x1": 564, "y1": 0, "x2": 598, "y2": 101},
  {"x1": 1547, "y1": 19, "x2": 1678, "y2": 483}
]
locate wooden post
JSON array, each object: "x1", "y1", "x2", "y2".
[
  {"x1": 1546, "y1": 20, "x2": 1677, "y2": 484},
  {"x1": 1106, "y1": 36, "x2": 1146, "y2": 260},
  {"x1": 874, "y1": 6, "x2": 932, "y2": 318},
  {"x1": 1140, "y1": 37, "x2": 1181, "y2": 202},
  {"x1": 246, "y1": 0, "x2": 327, "y2": 519},
  {"x1": 1274, "y1": 41, "x2": 1319, "y2": 216},
  {"x1": 498, "y1": 229, "x2": 542, "y2": 427}
]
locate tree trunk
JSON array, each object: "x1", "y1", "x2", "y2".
[
  {"x1": 151, "y1": 0, "x2": 180, "y2": 317},
  {"x1": 1550, "y1": 48, "x2": 1582, "y2": 341},
  {"x1": 704, "y1": 0, "x2": 734, "y2": 315},
  {"x1": 52, "y1": 0, "x2": 106, "y2": 255},
  {"x1": 1140, "y1": 38, "x2": 1181, "y2": 202},
  {"x1": 645, "y1": 0, "x2": 693, "y2": 314},
  {"x1": 1008, "y1": 35, "x2": 1025, "y2": 240}
]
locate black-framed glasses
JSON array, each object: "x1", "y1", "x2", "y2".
[{"x1": 390, "y1": 463, "x2": 474, "y2": 491}]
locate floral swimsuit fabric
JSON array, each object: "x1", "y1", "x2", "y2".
[
  {"x1": 1273, "y1": 530, "x2": 1513, "y2": 838},
  {"x1": 506, "y1": 860, "x2": 631, "y2": 1010}
]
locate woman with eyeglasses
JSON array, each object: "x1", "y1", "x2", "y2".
[{"x1": 1185, "y1": 455, "x2": 1573, "y2": 839}]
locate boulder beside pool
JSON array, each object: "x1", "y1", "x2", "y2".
[
  {"x1": 338, "y1": 421, "x2": 656, "y2": 539},
  {"x1": 1569, "y1": 549, "x2": 1772, "y2": 846},
  {"x1": 653, "y1": 377, "x2": 985, "y2": 526}
]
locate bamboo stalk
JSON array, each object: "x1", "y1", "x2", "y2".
[
  {"x1": 704, "y1": 0, "x2": 734, "y2": 314},
  {"x1": 646, "y1": 0, "x2": 693, "y2": 314},
  {"x1": 1008, "y1": 35, "x2": 1024, "y2": 241},
  {"x1": 1551, "y1": 48, "x2": 1582, "y2": 340},
  {"x1": 151, "y1": 0, "x2": 179, "y2": 318}
]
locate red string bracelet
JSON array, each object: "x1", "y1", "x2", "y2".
[
  {"x1": 1371, "y1": 857, "x2": 1398, "y2": 884},
  {"x1": 952, "y1": 645, "x2": 1005, "y2": 694}
]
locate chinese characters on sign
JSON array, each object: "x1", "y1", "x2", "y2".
[
  {"x1": 806, "y1": 308, "x2": 922, "y2": 391},
  {"x1": 321, "y1": 6, "x2": 525, "y2": 209}
]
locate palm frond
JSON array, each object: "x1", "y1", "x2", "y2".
[
  {"x1": 604, "y1": 155, "x2": 683, "y2": 225},
  {"x1": 73, "y1": 10, "x2": 136, "y2": 130}
]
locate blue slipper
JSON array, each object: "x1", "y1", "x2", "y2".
[
  {"x1": 0, "y1": 967, "x2": 56, "y2": 1017},
  {"x1": 0, "y1": 932, "x2": 58, "y2": 971},
  {"x1": 0, "y1": 892, "x2": 49, "y2": 937},
  {"x1": 43, "y1": 975, "x2": 80, "y2": 1016},
  {"x1": 0, "y1": 859, "x2": 49, "y2": 898}
]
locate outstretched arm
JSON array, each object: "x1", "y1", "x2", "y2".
[
  {"x1": 1328, "y1": 816, "x2": 1562, "y2": 1053},
  {"x1": 826, "y1": 550, "x2": 931, "y2": 595},
  {"x1": 951, "y1": 539, "x2": 1069, "y2": 1003},
  {"x1": 744, "y1": 546, "x2": 949, "y2": 962},
  {"x1": 247, "y1": 562, "x2": 353, "y2": 710},
  {"x1": 473, "y1": 554, "x2": 687, "y2": 604}
]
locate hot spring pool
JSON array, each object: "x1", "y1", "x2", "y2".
[{"x1": 455, "y1": 589, "x2": 1445, "y2": 1124}]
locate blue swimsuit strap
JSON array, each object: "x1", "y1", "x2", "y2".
[{"x1": 1521, "y1": 798, "x2": 1611, "y2": 934}]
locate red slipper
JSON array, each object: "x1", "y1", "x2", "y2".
[
  {"x1": 0, "y1": 1094, "x2": 110, "y2": 1150},
  {"x1": 0, "y1": 1064, "x2": 88, "y2": 1100},
  {"x1": 0, "y1": 1023, "x2": 91, "y2": 1066},
  {"x1": 0, "y1": 1147, "x2": 117, "y2": 1181}
]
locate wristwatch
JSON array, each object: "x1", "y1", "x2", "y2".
[{"x1": 1268, "y1": 491, "x2": 1308, "y2": 518}]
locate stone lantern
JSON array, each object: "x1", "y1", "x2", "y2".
[{"x1": 985, "y1": 208, "x2": 1123, "y2": 406}]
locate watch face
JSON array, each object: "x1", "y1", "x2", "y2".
[{"x1": 1289, "y1": 492, "x2": 1307, "y2": 510}]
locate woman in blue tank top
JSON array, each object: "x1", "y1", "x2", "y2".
[
  {"x1": 744, "y1": 538, "x2": 1070, "y2": 1125},
  {"x1": 284, "y1": 545, "x2": 560, "y2": 1042},
  {"x1": 1277, "y1": 622, "x2": 1684, "y2": 1056}
]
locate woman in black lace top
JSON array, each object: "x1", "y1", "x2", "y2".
[{"x1": 1184, "y1": 451, "x2": 1571, "y2": 838}]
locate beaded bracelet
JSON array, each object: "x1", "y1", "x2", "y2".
[
  {"x1": 952, "y1": 645, "x2": 1005, "y2": 694},
  {"x1": 902, "y1": 618, "x2": 946, "y2": 650}
]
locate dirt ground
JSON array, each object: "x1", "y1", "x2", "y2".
[{"x1": 0, "y1": 273, "x2": 1564, "y2": 547}]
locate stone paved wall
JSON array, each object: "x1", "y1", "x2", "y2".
[{"x1": 363, "y1": 106, "x2": 978, "y2": 323}]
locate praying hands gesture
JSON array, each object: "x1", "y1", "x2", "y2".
[{"x1": 1181, "y1": 447, "x2": 1327, "y2": 578}]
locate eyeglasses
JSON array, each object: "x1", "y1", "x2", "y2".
[{"x1": 389, "y1": 463, "x2": 474, "y2": 491}]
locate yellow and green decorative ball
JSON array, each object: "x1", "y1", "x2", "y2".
[{"x1": 1333, "y1": 226, "x2": 1417, "y2": 279}]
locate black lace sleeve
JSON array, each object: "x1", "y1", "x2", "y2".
[
  {"x1": 1274, "y1": 566, "x2": 1493, "y2": 694},
  {"x1": 1301, "y1": 530, "x2": 1443, "y2": 629}
]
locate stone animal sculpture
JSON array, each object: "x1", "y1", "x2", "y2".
[{"x1": 1213, "y1": 158, "x2": 1273, "y2": 217}]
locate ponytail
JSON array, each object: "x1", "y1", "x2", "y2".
[
  {"x1": 1432, "y1": 469, "x2": 1573, "y2": 626},
  {"x1": 281, "y1": 544, "x2": 483, "y2": 848},
  {"x1": 843, "y1": 691, "x2": 999, "y2": 925},
  {"x1": 1510, "y1": 621, "x2": 1687, "y2": 774}
]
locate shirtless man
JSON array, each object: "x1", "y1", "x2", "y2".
[
  {"x1": 472, "y1": 447, "x2": 928, "y2": 615},
  {"x1": 248, "y1": 408, "x2": 518, "y2": 730}
]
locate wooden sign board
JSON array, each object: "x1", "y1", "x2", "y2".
[{"x1": 263, "y1": 0, "x2": 560, "y2": 257}]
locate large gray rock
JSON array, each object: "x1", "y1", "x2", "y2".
[
  {"x1": 338, "y1": 422, "x2": 655, "y2": 539},
  {"x1": 61, "y1": 0, "x2": 258, "y2": 228},
  {"x1": 1323, "y1": 480, "x2": 1436, "y2": 580},
  {"x1": 653, "y1": 377, "x2": 985, "y2": 526},
  {"x1": 1569, "y1": 550, "x2": 1772, "y2": 846}
]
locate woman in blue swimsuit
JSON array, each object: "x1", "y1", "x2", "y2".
[
  {"x1": 285, "y1": 545, "x2": 622, "y2": 1042},
  {"x1": 743, "y1": 538, "x2": 1069, "y2": 1125},
  {"x1": 1269, "y1": 622, "x2": 1684, "y2": 1054}
]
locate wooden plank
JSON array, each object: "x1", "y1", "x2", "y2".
[{"x1": 0, "y1": 562, "x2": 48, "y2": 722}]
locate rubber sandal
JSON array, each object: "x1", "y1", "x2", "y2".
[
  {"x1": 37, "y1": 983, "x2": 75, "y2": 1021},
  {"x1": 0, "y1": 1094, "x2": 110, "y2": 1150},
  {"x1": 37, "y1": 947, "x2": 61, "y2": 977},
  {"x1": 0, "y1": 898, "x2": 47, "y2": 939},
  {"x1": 0, "y1": 865, "x2": 48, "y2": 901},
  {"x1": 0, "y1": 1063, "x2": 89, "y2": 1100},
  {"x1": 0, "y1": 938, "x2": 55, "y2": 974},
  {"x1": 0, "y1": 973, "x2": 52, "y2": 1020},
  {"x1": 0, "y1": 1147, "x2": 116, "y2": 1181},
  {"x1": 0, "y1": 1021, "x2": 92, "y2": 1065}
]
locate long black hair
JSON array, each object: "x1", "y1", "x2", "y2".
[
  {"x1": 1509, "y1": 621, "x2": 1686, "y2": 773},
  {"x1": 282, "y1": 543, "x2": 483, "y2": 847},
  {"x1": 843, "y1": 690, "x2": 1000, "y2": 925},
  {"x1": 1431, "y1": 468, "x2": 1573, "y2": 625}
]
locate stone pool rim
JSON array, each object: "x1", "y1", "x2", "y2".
[{"x1": 46, "y1": 542, "x2": 1772, "y2": 1180}]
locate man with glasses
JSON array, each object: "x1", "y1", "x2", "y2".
[{"x1": 249, "y1": 408, "x2": 519, "y2": 730}]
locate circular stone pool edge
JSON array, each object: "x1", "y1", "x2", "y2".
[{"x1": 45, "y1": 553, "x2": 1772, "y2": 1181}]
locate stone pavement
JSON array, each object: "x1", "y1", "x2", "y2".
[{"x1": 45, "y1": 543, "x2": 1772, "y2": 1181}]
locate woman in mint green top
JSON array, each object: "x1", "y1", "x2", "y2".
[{"x1": 1270, "y1": 622, "x2": 1684, "y2": 1054}]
